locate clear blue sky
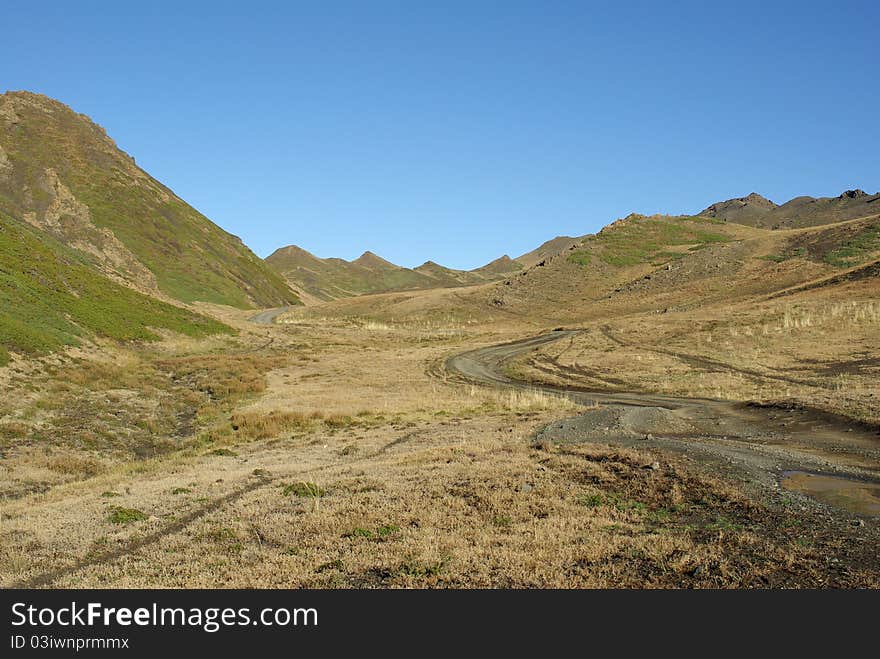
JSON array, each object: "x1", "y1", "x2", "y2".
[{"x1": 4, "y1": 1, "x2": 878, "y2": 269}]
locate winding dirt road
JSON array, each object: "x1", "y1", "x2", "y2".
[
  {"x1": 248, "y1": 306, "x2": 293, "y2": 325},
  {"x1": 445, "y1": 330, "x2": 880, "y2": 516}
]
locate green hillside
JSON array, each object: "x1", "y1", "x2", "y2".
[
  {"x1": 567, "y1": 214, "x2": 732, "y2": 268},
  {"x1": 0, "y1": 91, "x2": 298, "y2": 308},
  {"x1": 0, "y1": 211, "x2": 230, "y2": 365}
]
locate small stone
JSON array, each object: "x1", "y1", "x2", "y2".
[
  {"x1": 643, "y1": 433, "x2": 654, "y2": 441},
  {"x1": 645, "y1": 461, "x2": 661, "y2": 471},
  {"x1": 855, "y1": 519, "x2": 865, "y2": 527},
  {"x1": 521, "y1": 483, "x2": 534, "y2": 493}
]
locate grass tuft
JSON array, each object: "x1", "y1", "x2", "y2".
[
  {"x1": 282, "y1": 481, "x2": 325, "y2": 498},
  {"x1": 107, "y1": 507, "x2": 148, "y2": 524}
]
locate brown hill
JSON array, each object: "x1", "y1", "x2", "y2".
[
  {"x1": 472, "y1": 255, "x2": 523, "y2": 276},
  {"x1": 516, "y1": 236, "x2": 582, "y2": 268},
  {"x1": 700, "y1": 189, "x2": 879, "y2": 229},
  {"x1": 699, "y1": 192, "x2": 778, "y2": 225}
]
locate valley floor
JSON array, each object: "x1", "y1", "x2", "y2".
[{"x1": 1, "y1": 291, "x2": 878, "y2": 588}]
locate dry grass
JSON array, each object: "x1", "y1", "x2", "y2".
[
  {"x1": 461, "y1": 385, "x2": 586, "y2": 413},
  {"x1": 0, "y1": 335, "x2": 301, "y2": 498},
  {"x1": 45, "y1": 452, "x2": 106, "y2": 477},
  {"x1": 1, "y1": 284, "x2": 877, "y2": 589},
  {"x1": 517, "y1": 280, "x2": 880, "y2": 424},
  {"x1": 779, "y1": 300, "x2": 879, "y2": 331},
  {"x1": 1, "y1": 412, "x2": 866, "y2": 588},
  {"x1": 156, "y1": 353, "x2": 288, "y2": 398},
  {"x1": 226, "y1": 410, "x2": 358, "y2": 441}
]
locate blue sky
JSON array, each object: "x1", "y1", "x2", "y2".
[{"x1": 3, "y1": 1, "x2": 878, "y2": 269}]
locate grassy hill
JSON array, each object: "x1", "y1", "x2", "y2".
[
  {"x1": 0, "y1": 211, "x2": 230, "y2": 365},
  {"x1": 0, "y1": 91, "x2": 298, "y2": 308},
  {"x1": 266, "y1": 245, "x2": 522, "y2": 301},
  {"x1": 482, "y1": 211, "x2": 880, "y2": 323}
]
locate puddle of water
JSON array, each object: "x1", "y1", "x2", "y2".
[{"x1": 781, "y1": 471, "x2": 880, "y2": 517}]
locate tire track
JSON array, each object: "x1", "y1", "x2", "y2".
[
  {"x1": 598, "y1": 324, "x2": 825, "y2": 389},
  {"x1": 442, "y1": 330, "x2": 880, "y2": 507},
  {"x1": 13, "y1": 429, "x2": 423, "y2": 588}
]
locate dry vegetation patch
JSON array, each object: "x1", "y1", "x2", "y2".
[
  {"x1": 518, "y1": 282, "x2": 880, "y2": 425},
  {"x1": 2, "y1": 304, "x2": 877, "y2": 588},
  {"x1": 3, "y1": 404, "x2": 873, "y2": 588}
]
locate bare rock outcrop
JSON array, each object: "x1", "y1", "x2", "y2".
[
  {"x1": 23, "y1": 167, "x2": 164, "y2": 298},
  {"x1": 0, "y1": 144, "x2": 11, "y2": 178}
]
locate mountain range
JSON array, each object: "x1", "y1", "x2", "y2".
[
  {"x1": 699, "y1": 190, "x2": 879, "y2": 229},
  {"x1": 1, "y1": 90, "x2": 877, "y2": 362},
  {"x1": 265, "y1": 246, "x2": 523, "y2": 301}
]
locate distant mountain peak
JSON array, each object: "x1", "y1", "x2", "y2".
[
  {"x1": 700, "y1": 188, "x2": 878, "y2": 229},
  {"x1": 278, "y1": 244, "x2": 311, "y2": 256},
  {"x1": 474, "y1": 254, "x2": 524, "y2": 275},
  {"x1": 698, "y1": 192, "x2": 778, "y2": 226},
  {"x1": 265, "y1": 244, "x2": 324, "y2": 265},
  {"x1": 839, "y1": 189, "x2": 869, "y2": 199},
  {"x1": 267, "y1": 245, "x2": 518, "y2": 301},
  {"x1": 352, "y1": 251, "x2": 398, "y2": 269},
  {"x1": 701, "y1": 192, "x2": 777, "y2": 215}
]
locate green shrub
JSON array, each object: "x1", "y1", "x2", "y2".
[
  {"x1": 282, "y1": 481, "x2": 325, "y2": 498},
  {"x1": 107, "y1": 507, "x2": 148, "y2": 524}
]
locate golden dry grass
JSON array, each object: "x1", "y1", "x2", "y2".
[
  {"x1": 3, "y1": 406, "x2": 858, "y2": 588},
  {"x1": 515, "y1": 279, "x2": 880, "y2": 424},
  {"x1": 1, "y1": 276, "x2": 877, "y2": 588}
]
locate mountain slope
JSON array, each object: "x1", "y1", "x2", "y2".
[
  {"x1": 472, "y1": 255, "x2": 524, "y2": 276},
  {"x1": 415, "y1": 256, "x2": 524, "y2": 286},
  {"x1": 486, "y1": 210, "x2": 880, "y2": 323},
  {"x1": 266, "y1": 246, "x2": 521, "y2": 301},
  {"x1": 0, "y1": 91, "x2": 298, "y2": 308},
  {"x1": 0, "y1": 210, "x2": 230, "y2": 365},
  {"x1": 699, "y1": 192, "x2": 778, "y2": 226},
  {"x1": 413, "y1": 261, "x2": 484, "y2": 287},
  {"x1": 516, "y1": 236, "x2": 582, "y2": 268},
  {"x1": 700, "y1": 189, "x2": 879, "y2": 229},
  {"x1": 265, "y1": 247, "x2": 435, "y2": 301}
]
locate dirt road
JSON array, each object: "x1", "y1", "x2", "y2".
[
  {"x1": 248, "y1": 306, "x2": 293, "y2": 325},
  {"x1": 446, "y1": 331, "x2": 880, "y2": 518}
]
